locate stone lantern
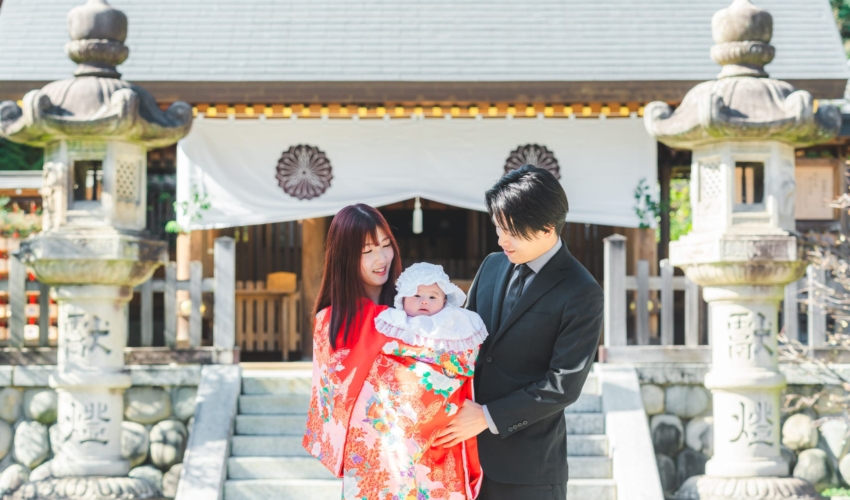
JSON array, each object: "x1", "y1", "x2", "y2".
[
  {"x1": 644, "y1": 0, "x2": 840, "y2": 498},
  {"x1": 0, "y1": 0, "x2": 192, "y2": 497}
]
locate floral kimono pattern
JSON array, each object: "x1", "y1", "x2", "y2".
[{"x1": 303, "y1": 301, "x2": 482, "y2": 500}]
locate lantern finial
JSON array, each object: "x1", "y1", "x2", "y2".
[{"x1": 66, "y1": 0, "x2": 129, "y2": 78}]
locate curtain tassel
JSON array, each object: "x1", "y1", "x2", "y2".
[{"x1": 413, "y1": 197, "x2": 423, "y2": 234}]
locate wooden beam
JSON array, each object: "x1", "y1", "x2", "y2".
[
  {"x1": 0, "y1": 347, "x2": 240, "y2": 365},
  {"x1": 600, "y1": 345, "x2": 712, "y2": 364},
  {"x1": 0, "y1": 347, "x2": 57, "y2": 365},
  {"x1": 301, "y1": 217, "x2": 327, "y2": 358},
  {"x1": 125, "y1": 347, "x2": 239, "y2": 365}
]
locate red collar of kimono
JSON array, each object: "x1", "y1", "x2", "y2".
[{"x1": 334, "y1": 300, "x2": 391, "y2": 404}]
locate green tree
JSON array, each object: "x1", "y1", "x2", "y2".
[
  {"x1": 831, "y1": 0, "x2": 850, "y2": 56},
  {"x1": 0, "y1": 138, "x2": 43, "y2": 171},
  {"x1": 669, "y1": 179, "x2": 692, "y2": 242}
]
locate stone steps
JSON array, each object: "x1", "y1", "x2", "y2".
[
  {"x1": 240, "y1": 372, "x2": 599, "y2": 397},
  {"x1": 227, "y1": 456, "x2": 334, "y2": 480},
  {"x1": 230, "y1": 433, "x2": 609, "y2": 458},
  {"x1": 231, "y1": 435, "x2": 310, "y2": 457},
  {"x1": 241, "y1": 371, "x2": 312, "y2": 396},
  {"x1": 228, "y1": 455, "x2": 613, "y2": 481},
  {"x1": 565, "y1": 393, "x2": 602, "y2": 413},
  {"x1": 234, "y1": 412, "x2": 604, "y2": 436},
  {"x1": 583, "y1": 374, "x2": 599, "y2": 395},
  {"x1": 224, "y1": 478, "x2": 616, "y2": 500},
  {"x1": 225, "y1": 371, "x2": 614, "y2": 500},
  {"x1": 569, "y1": 434, "x2": 609, "y2": 456},
  {"x1": 235, "y1": 415, "x2": 307, "y2": 436},
  {"x1": 238, "y1": 392, "x2": 601, "y2": 415},
  {"x1": 224, "y1": 479, "x2": 340, "y2": 500},
  {"x1": 238, "y1": 394, "x2": 311, "y2": 415},
  {"x1": 564, "y1": 413, "x2": 605, "y2": 435}
]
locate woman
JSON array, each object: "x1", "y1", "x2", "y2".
[{"x1": 303, "y1": 204, "x2": 480, "y2": 500}]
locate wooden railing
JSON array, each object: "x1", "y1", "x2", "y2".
[
  {"x1": 235, "y1": 281, "x2": 300, "y2": 360},
  {"x1": 1, "y1": 236, "x2": 240, "y2": 364},
  {"x1": 602, "y1": 234, "x2": 833, "y2": 363}
]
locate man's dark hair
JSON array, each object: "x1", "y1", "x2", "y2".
[{"x1": 485, "y1": 165, "x2": 568, "y2": 239}]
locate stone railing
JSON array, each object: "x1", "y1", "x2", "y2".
[
  {"x1": 0, "y1": 236, "x2": 238, "y2": 365},
  {"x1": 602, "y1": 235, "x2": 833, "y2": 364}
]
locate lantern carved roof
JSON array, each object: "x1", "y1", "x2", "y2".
[
  {"x1": 644, "y1": 0, "x2": 840, "y2": 149},
  {"x1": 0, "y1": 0, "x2": 192, "y2": 148}
]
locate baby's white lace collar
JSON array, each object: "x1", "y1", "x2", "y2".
[{"x1": 375, "y1": 307, "x2": 488, "y2": 352}]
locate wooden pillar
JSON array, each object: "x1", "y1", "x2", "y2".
[
  {"x1": 623, "y1": 227, "x2": 658, "y2": 276},
  {"x1": 658, "y1": 157, "x2": 672, "y2": 261},
  {"x1": 623, "y1": 226, "x2": 658, "y2": 338},
  {"x1": 301, "y1": 217, "x2": 327, "y2": 359},
  {"x1": 175, "y1": 232, "x2": 191, "y2": 347},
  {"x1": 839, "y1": 146, "x2": 849, "y2": 237},
  {"x1": 214, "y1": 237, "x2": 236, "y2": 357},
  {"x1": 603, "y1": 234, "x2": 627, "y2": 348}
]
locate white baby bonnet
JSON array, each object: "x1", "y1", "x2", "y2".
[
  {"x1": 391, "y1": 262, "x2": 466, "y2": 310},
  {"x1": 375, "y1": 262, "x2": 488, "y2": 351}
]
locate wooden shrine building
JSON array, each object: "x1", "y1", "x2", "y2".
[{"x1": 0, "y1": 0, "x2": 848, "y2": 360}]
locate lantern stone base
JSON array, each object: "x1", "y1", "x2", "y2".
[
  {"x1": 672, "y1": 475, "x2": 823, "y2": 500},
  {"x1": 6, "y1": 477, "x2": 162, "y2": 500}
]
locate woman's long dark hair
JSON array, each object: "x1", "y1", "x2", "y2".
[{"x1": 313, "y1": 204, "x2": 402, "y2": 349}]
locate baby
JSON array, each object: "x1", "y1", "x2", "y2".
[
  {"x1": 343, "y1": 263, "x2": 486, "y2": 499},
  {"x1": 376, "y1": 262, "x2": 488, "y2": 355}
]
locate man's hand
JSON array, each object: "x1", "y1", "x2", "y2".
[{"x1": 432, "y1": 400, "x2": 489, "y2": 448}]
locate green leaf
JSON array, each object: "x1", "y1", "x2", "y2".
[
  {"x1": 0, "y1": 138, "x2": 43, "y2": 171},
  {"x1": 164, "y1": 221, "x2": 184, "y2": 234}
]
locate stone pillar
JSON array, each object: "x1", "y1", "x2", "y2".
[
  {"x1": 643, "y1": 1, "x2": 841, "y2": 497},
  {"x1": 703, "y1": 284, "x2": 787, "y2": 478},
  {"x1": 51, "y1": 285, "x2": 133, "y2": 477}
]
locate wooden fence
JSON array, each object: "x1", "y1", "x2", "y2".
[
  {"x1": 1, "y1": 236, "x2": 244, "y2": 364},
  {"x1": 602, "y1": 234, "x2": 832, "y2": 363},
  {"x1": 235, "y1": 281, "x2": 301, "y2": 360}
]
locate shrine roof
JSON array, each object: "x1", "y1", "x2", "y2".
[{"x1": 0, "y1": 0, "x2": 847, "y2": 103}]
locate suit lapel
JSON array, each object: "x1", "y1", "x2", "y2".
[
  {"x1": 490, "y1": 257, "x2": 514, "y2": 334},
  {"x1": 489, "y1": 243, "x2": 572, "y2": 346}
]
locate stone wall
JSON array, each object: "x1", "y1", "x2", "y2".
[
  {"x1": 637, "y1": 363, "x2": 850, "y2": 497},
  {"x1": 0, "y1": 365, "x2": 200, "y2": 498}
]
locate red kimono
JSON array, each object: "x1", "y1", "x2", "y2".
[{"x1": 303, "y1": 301, "x2": 483, "y2": 500}]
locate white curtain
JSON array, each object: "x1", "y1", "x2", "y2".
[{"x1": 176, "y1": 116, "x2": 657, "y2": 229}]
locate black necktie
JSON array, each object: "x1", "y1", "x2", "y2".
[{"x1": 501, "y1": 264, "x2": 533, "y2": 326}]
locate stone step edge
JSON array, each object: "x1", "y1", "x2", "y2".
[
  {"x1": 227, "y1": 456, "x2": 613, "y2": 480},
  {"x1": 229, "y1": 434, "x2": 611, "y2": 456}
]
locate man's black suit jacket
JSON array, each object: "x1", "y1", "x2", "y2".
[{"x1": 467, "y1": 241, "x2": 604, "y2": 485}]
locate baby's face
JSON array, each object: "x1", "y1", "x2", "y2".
[{"x1": 402, "y1": 284, "x2": 446, "y2": 317}]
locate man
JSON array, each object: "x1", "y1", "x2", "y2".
[{"x1": 433, "y1": 165, "x2": 604, "y2": 499}]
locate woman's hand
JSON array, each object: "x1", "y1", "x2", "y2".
[{"x1": 432, "y1": 400, "x2": 488, "y2": 448}]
